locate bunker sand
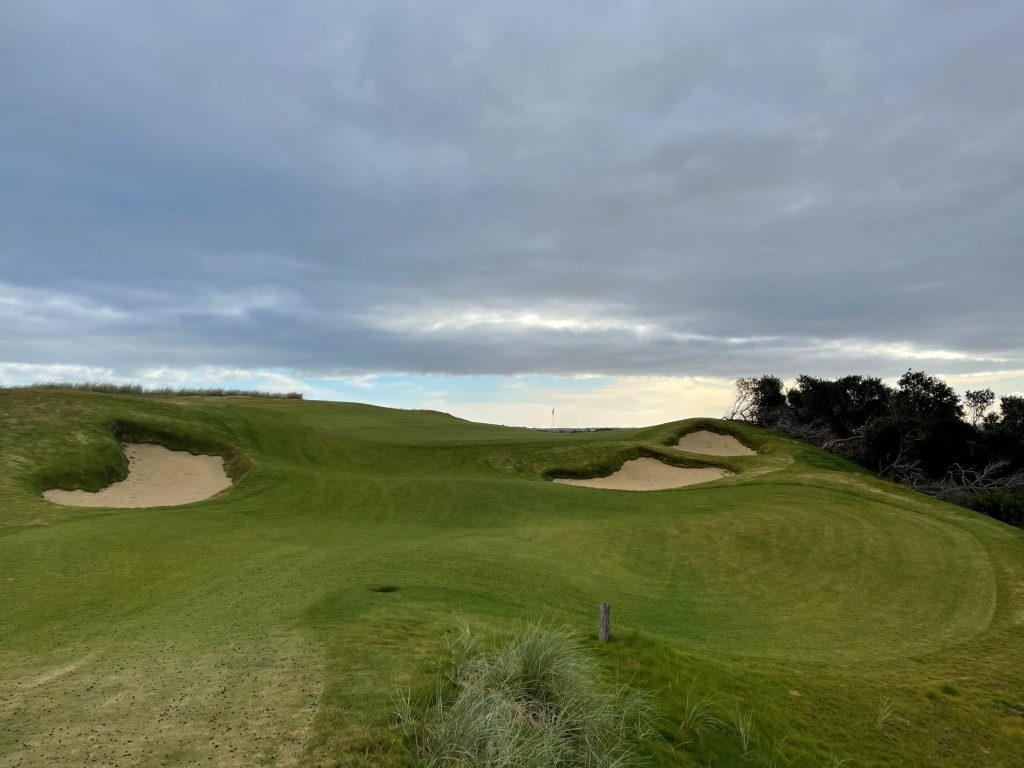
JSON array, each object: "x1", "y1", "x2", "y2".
[
  {"x1": 554, "y1": 457, "x2": 731, "y2": 491},
  {"x1": 676, "y1": 430, "x2": 756, "y2": 456},
  {"x1": 43, "y1": 443, "x2": 231, "y2": 508}
]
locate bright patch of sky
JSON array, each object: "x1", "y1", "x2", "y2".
[{"x1": 5, "y1": 362, "x2": 1022, "y2": 428}]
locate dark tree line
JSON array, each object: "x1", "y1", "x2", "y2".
[{"x1": 726, "y1": 371, "x2": 1024, "y2": 527}]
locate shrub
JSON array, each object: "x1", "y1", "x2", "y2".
[{"x1": 968, "y1": 490, "x2": 1024, "y2": 527}]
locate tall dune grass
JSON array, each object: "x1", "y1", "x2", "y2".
[{"x1": 397, "y1": 623, "x2": 654, "y2": 768}]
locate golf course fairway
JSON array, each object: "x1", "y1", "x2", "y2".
[{"x1": 1, "y1": 388, "x2": 1022, "y2": 767}]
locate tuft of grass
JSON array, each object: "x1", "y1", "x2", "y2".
[
  {"x1": 729, "y1": 707, "x2": 755, "y2": 757},
  {"x1": 397, "y1": 623, "x2": 654, "y2": 768},
  {"x1": 875, "y1": 698, "x2": 908, "y2": 744},
  {"x1": 677, "y1": 684, "x2": 723, "y2": 747},
  {"x1": 750, "y1": 731, "x2": 790, "y2": 768}
]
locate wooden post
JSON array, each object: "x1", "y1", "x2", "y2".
[{"x1": 599, "y1": 602, "x2": 611, "y2": 643}]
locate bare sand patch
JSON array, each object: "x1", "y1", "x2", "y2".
[
  {"x1": 43, "y1": 443, "x2": 232, "y2": 508},
  {"x1": 553, "y1": 457, "x2": 731, "y2": 491},
  {"x1": 676, "y1": 430, "x2": 756, "y2": 456}
]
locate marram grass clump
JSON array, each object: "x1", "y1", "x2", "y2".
[{"x1": 397, "y1": 623, "x2": 654, "y2": 768}]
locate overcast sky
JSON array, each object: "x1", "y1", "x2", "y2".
[{"x1": 2, "y1": 1, "x2": 1022, "y2": 425}]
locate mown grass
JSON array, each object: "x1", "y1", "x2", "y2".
[{"x1": 0, "y1": 388, "x2": 1022, "y2": 767}]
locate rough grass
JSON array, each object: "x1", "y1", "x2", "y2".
[
  {"x1": 1, "y1": 388, "x2": 1023, "y2": 767},
  {"x1": 397, "y1": 623, "x2": 652, "y2": 767},
  {"x1": 13, "y1": 381, "x2": 303, "y2": 398}
]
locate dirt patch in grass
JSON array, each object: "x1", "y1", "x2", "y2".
[
  {"x1": 43, "y1": 443, "x2": 231, "y2": 508},
  {"x1": 676, "y1": 430, "x2": 756, "y2": 456},
  {"x1": 17, "y1": 653, "x2": 95, "y2": 689},
  {"x1": 0, "y1": 634, "x2": 321, "y2": 768},
  {"x1": 553, "y1": 457, "x2": 731, "y2": 491}
]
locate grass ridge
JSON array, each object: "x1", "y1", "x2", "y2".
[{"x1": 7, "y1": 381, "x2": 303, "y2": 399}]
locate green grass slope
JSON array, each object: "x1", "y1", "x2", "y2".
[{"x1": 0, "y1": 388, "x2": 1022, "y2": 767}]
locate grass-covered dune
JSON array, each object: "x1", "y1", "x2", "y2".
[{"x1": 1, "y1": 387, "x2": 1022, "y2": 767}]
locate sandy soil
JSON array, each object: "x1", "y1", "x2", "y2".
[
  {"x1": 0, "y1": 630, "x2": 321, "y2": 768},
  {"x1": 676, "y1": 430, "x2": 756, "y2": 456},
  {"x1": 43, "y1": 443, "x2": 232, "y2": 508},
  {"x1": 553, "y1": 457, "x2": 731, "y2": 491}
]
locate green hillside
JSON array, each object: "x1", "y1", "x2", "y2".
[{"x1": 1, "y1": 388, "x2": 1022, "y2": 767}]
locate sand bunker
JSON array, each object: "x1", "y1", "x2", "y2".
[
  {"x1": 553, "y1": 457, "x2": 731, "y2": 491},
  {"x1": 675, "y1": 430, "x2": 756, "y2": 456},
  {"x1": 43, "y1": 443, "x2": 232, "y2": 508}
]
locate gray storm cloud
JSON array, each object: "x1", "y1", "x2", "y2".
[{"x1": 1, "y1": 0, "x2": 1022, "y2": 380}]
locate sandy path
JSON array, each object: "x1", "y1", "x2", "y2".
[
  {"x1": 676, "y1": 430, "x2": 756, "y2": 456},
  {"x1": 553, "y1": 457, "x2": 731, "y2": 491},
  {"x1": 43, "y1": 443, "x2": 232, "y2": 508}
]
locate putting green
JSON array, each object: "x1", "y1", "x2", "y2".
[{"x1": 1, "y1": 389, "x2": 1021, "y2": 767}]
